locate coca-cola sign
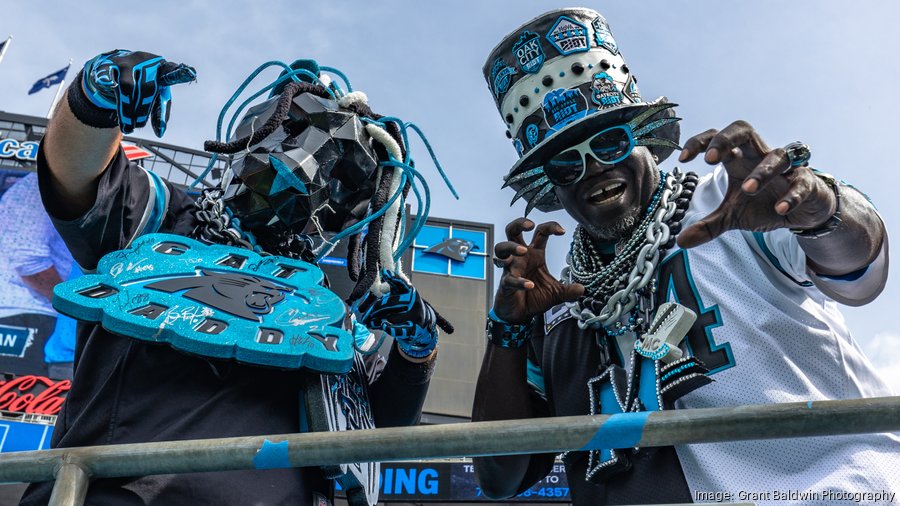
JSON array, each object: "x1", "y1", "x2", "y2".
[{"x1": 0, "y1": 375, "x2": 70, "y2": 415}]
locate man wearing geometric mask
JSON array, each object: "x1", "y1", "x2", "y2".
[
  {"x1": 473, "y1": 8, "x2": 897, "y2": 505},
  {"x1": 20, "y1": 50, "x2": 450, "y2": 505}
]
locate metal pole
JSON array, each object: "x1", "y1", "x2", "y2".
[
  {"x1": 0, "y1": 397, "x2": 898, "y2": 484},
  {"x1": 0, "y1": 36, "x2": 11, "y2": 66},
  {"x1": 46, "y1": 60, "x2": 72, "y2": 119},
  {"x1": 48, "y1": 463, "x2": 89, "y2": 506}
]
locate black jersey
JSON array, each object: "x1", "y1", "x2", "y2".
[
  {"x1": 20, "y1": 145, "x2": 433, "y2": 506},
  {"x1": 523, "y1": 307, "x2": 693, "y2": 505}
]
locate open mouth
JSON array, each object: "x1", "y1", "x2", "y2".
[{"x1": 588, "y1": 181, "x2": 626, "y2": 205}]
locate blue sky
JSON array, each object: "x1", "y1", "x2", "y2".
[{"x1": 2, "y1": 0, "x2": 898, "y2": 389}]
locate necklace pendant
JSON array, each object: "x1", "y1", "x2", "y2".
[{"x1": 635, "y1": 302, "x2": 696, "y2": 364}]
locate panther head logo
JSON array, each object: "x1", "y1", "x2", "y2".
[
  {"x1": 145, "y1": 269, "x2": 292, "y2": 321},
  {"x1": 424, "y1": 238, "x2": 477, "y2": 262}
]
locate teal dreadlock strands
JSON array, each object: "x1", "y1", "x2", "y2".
[
  {"x1": 190, "y1": 64, "x2": 335, "y2": 188},
  {"x1": 319, "y1": 66, "x2": 353, "y2": 93},
  {"x1": 404, "y1": 122, "x2": 459, "y2": 199},
  {"x1": 223, "y1": 68, "x2": 329, "y2": 143},
  {"x1": 314, "y1": 169, "x2": 410, "y2": 263},
  {"x1": 377, "y1": 116, "x2": 413, "y2": 164},
  {"x1": 380, "y1": 160, "x2": 431, "y2": 262}
]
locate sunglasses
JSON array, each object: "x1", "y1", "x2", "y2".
[{"x1": 543, "y1": 125, "x2": 635, "y2": 186}]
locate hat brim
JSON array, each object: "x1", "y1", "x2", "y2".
[{"x1": 504, "y1": 97, "x2": 680, "y2": 213}]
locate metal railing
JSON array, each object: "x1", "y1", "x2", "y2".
[
  {"x1": 0, "y1": 396, "x2": 898, "y2": 506},
  {"x1": 0, "y1": 111, "x2": 226, "y2": 189}
]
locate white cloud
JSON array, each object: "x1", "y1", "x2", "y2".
[{"x1": 860, "y1": 331, "x2": 900, "y2": 394}]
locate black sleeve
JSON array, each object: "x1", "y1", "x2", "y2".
[
  {"x1": 37, "y1": 141, "x2": 197, "y2": 271},
  {"x1": 510, "y1": 320, "x2": 557, "y2": 494},
  {"x1": 367, "y1": 343, "x2": 435, "y2": 427}
]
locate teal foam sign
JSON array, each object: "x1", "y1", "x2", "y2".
[{"x1": 53, "y1": 233, "x2": 353, "y2": 373}]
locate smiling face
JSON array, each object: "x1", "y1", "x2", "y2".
[{"x1": 553, "y1": 146, "x2": 660, "y2": 242}]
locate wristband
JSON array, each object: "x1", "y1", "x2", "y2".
[
  {"x1": 66, "y1": 70, "x2": 119, "y2": 129},
  {"x1": 486, "y1": 309, "x2": 532, "y2": 348},
  {"x1": 791, "y1": 172, "x2": 842, "y2": 239}
]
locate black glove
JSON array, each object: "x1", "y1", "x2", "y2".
[
  {"x1": 79, "y1": 49, "x2": 196, "y2": 137},
  {"x1": 355, "y1": 271, "x2": 438, "y2": 359}
]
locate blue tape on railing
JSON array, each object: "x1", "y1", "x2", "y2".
[
  {"x1": 253, "y1": 439, "x2": 291, "y2": 469},
  {"x1": 581, "y1": 411, "x2": 650, "y2": 450}
]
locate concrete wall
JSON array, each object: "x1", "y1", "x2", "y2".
[{"x1": 411, "y1": 273, "x2": 489, "y2": 419}]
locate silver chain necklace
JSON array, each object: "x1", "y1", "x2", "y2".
[{"x1": 564, "y1": 169, "x2": 689, "y2": 330}]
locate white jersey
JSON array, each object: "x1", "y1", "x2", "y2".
[{"x1": 660, "y1": 166, "x2": 898, "y2": 505}]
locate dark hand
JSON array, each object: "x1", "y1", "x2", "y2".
[
  {"x1": 82, "y1": 50, "x2": 196, "y2": 137},
  {"x1": 355, "y1": 271, "x2": 437, "y2": 359},
  {"x1": 677, "y1": 120, "x2": 837, "y2": 248},
  {"x1": 493, "y1": 218, "x2": 584, "y2": 324}
]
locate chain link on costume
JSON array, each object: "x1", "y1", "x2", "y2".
[
  {"x1": 564, "y1": 169, "x2": 698, "y2": 330},
  {"x1": 192, "y1": 188, "x2": 257, "y2": 249},
  {"x1": 191, "y1": 188, "x2": 315, "y2": 262}
]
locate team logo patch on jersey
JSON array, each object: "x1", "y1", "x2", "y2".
[
  {"x1": 546, "y1": 16, "x2": 590, "y2": 55},
  {"x1": 512, "y1": 30, "x2": 545, "y2": 74},
  {"x1": 425, "y1": 237, "x2": 477, "y2": 262},
  {"x1": 52, "y1": 233, "x2": 354, "y2": 373},
  {"x1": 491, "y1": 58, "x2": 518, "y2": 98},
  {"x1": 590, "y1": 72, "x2": 622, "y2": 109},
  {"x1": 542, "y1": 88, "x2": 588, "y2": 131},
  {"x1": 591, "y1": 16, "x2": 618, "y2": 55}
]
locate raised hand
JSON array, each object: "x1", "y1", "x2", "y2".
[
  {"x1": 492, "y1": 218, "x2": 584, "y2": 324},
  {"x1": 676, "y1": 120, "x2": 837, "y2": 248},
  {"x1": 82, "y1": 50, "x2": 196, "y2": 137}
]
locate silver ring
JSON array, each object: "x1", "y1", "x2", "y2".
[
  {"x1": 492, "y1": 257, "x2": 506, "y2": 269},
  {"x1": 783, "y1": 141, "x2": 811, "y2": 173}
]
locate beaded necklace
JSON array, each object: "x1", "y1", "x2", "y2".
[{"x1": 565, "y1": 169, "x2": 698, "y2": 333}]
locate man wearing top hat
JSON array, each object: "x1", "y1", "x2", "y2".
[{"x1": 473, "y1": 7, "x2": 898, "y2": 505}]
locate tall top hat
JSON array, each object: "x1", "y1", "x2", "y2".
[{"x1": 482, "y1": 7, "x2": 681, "y2": 213}]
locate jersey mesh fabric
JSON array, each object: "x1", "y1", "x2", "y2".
[{"x1": 671, "y1": 166, "x2": 899, "y2": 504}]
